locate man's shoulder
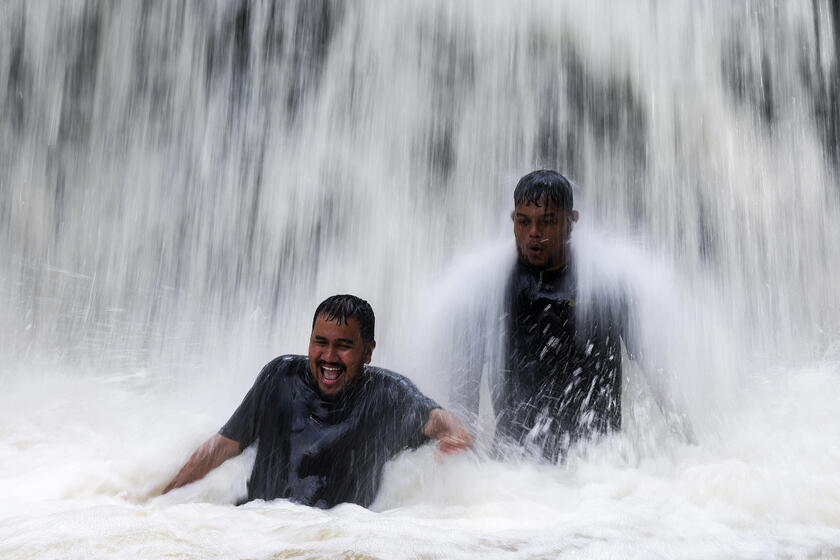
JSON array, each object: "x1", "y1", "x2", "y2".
[
  {"x1": 361, "y1": 366, "x2": 440, "y2": 406},
  {"x1": 275, "y1": 353, "x2": 307, "y2": 364},
  {"x1": 261, "y1": 354, "x2": 308, "y2": 379},
  {"x1": 362, "y1": 366, "x2": 422, "y2": 393},
  {"x1": 364, "y1": 365, "x2": 406, "y2": 381}
]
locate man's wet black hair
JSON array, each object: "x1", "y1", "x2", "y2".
[
  {"x1": 514, "y1": 169, "x2": 574, "y2": 211},
  {"x1": 312, "y1": 294, "x2": 375, "y2": 342}
]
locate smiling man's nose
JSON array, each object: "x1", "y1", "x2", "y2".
[{"x1": 322, "y1": 345, "x2": 339, "y2": 363}]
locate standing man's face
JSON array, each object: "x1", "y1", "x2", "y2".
[
  {"x1": 308, "y1": 315, "x2": 375, "y2": 397},
  {"x1": 512, "y1": 198, "x2": 579, "y2": 270}
]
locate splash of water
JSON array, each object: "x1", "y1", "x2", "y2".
[{"x1": 2, "y1": 1, "x2": 840, "y2": 558}]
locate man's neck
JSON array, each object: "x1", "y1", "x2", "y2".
[{"x1": 519, "y1": 256, "x2": 570, "y2": 274}]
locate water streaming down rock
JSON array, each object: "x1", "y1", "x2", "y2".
[{"x1": 2, "y1": 1, "x2": 840, "y2": 558}]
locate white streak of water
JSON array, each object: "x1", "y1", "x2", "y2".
[{"x1": 2, "y1": 1, "x2": 840, "y2": 558}]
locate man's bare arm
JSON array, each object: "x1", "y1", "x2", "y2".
[
  {"x1": 162, "y1": 434, "x2": 242, "y2": 494},
  {"x1": 423, "y1": 408, "x2": 473, "y2": 454}
]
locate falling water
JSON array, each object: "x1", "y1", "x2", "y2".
[{"x1": 2, "y1": 1, "x2": 840, "y2": 558}]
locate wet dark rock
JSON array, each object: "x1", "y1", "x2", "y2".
[
  {"x1": 721, "y1": 36, "x2": 775, "y2": 127},
  {"x1": 797, "y1": 0, "x2": 840, "y2": 169},
  {"x1": 422, "y1": 18, "x2": 475, "y2": 186},
  {"x1": 815, "y1": 0, "x2": 840, "y2": 167},
  {"x1": 232, "y1": 1, "x2": 251, "y2": 76},
  {"x1": 5, "y1": 22, "x2": 26, "y2": 134},
  {"x1": 282, "y1": 0, "x2": 342, "y2": 121},
  {"x1": 531, "y1": 36, "x2": 648, "y2": 220},
  {"x1": 57, "y1": 2, "x2": 101, "y2": 146}
]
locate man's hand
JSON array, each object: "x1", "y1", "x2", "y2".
[
  {"x1": 162, "y1": 434, "x2": 242, "y2": 494},
  {"x1": 423, "y1": 408, "x2": 473, "y2": 455}
]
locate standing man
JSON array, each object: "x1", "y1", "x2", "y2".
[
  {"x1": 495, "y1": 170, "x2": 627, "y2": 461},
  {"x1": 163, "y1": 294, "x2": 472, "y2": 508}
]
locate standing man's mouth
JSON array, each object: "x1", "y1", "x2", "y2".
[{"x1": 527, "y1": 241, "x2": 544, "y2": 257}]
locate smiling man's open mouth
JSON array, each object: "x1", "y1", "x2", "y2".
[{"x1": 319, "y1": 363, "x2": 345, "y2": 386}]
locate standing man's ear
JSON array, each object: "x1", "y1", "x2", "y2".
[{"x1": 568, "y1": 210, "x2": 579, "y2": 235}]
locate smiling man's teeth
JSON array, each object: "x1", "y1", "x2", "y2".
[{"x1": 321, "y1": 366, "x2": 342, "y2": 382}]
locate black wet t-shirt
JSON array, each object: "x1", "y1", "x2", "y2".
[
  {"x1": 219, "y1": 355, "x2": 438, "y2": 508},
  {"x1": 495, "y1": 260, "x2": 626, "y2": 460}
]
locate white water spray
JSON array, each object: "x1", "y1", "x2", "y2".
[{"x1": 2, "y1": 1, "x2": 840, "y2": 558}]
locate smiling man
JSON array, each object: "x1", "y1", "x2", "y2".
[{"x1": 163, "y1": 295, "x2": 471, "y2": 508}]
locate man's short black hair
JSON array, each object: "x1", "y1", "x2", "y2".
[
  {"x1": 312, "y1": 294, "x2": 375, "y2": 342},
  {"x1": 514, "y1": 169, "x2": 574, "y2": 211}
]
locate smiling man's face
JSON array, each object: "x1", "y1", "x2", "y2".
[
  {"x1": 512, "y1": 197, "x2": 578, "y2": 270},
  {"x1": 308, "y1": 314, "x2": 375, "y2": 397}
]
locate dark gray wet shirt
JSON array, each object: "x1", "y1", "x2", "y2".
[
  {"x1": 496, "y1": 261, "x2": 626, "y2": 460},
  {"x1": 219, "y1": 355, "x2": 438, "y2": 508}
]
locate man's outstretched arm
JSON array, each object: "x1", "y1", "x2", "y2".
[
  {"x1": 162, "y1": 434, "x2": 242, "y2": 494},
  {"x1": 423, "y1": 408, "x2": 473, "y2": 454}
]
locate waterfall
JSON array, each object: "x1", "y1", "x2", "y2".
[
  {"x1": 2, "y1": 2, "x2": 839, "y2": 557},
  {"x1": 3, "y1": 1, "x2": 838, "y2": 372}
]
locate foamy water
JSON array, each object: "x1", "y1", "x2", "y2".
[
  {"x1": 2, "y1": 361, "x2": 839, "y2": 559},
  {"x1": 2, "y1": 1, "x2": 840, "y2": 558}
]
